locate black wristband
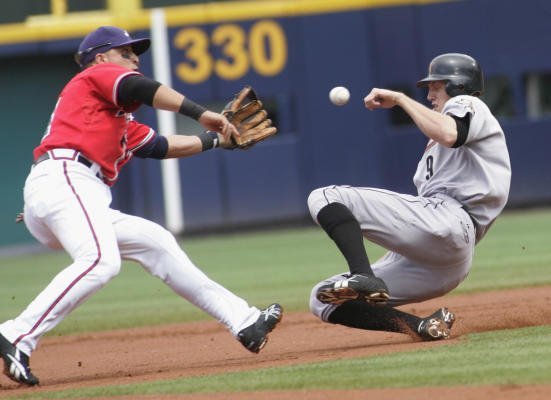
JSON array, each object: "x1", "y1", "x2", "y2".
[
  {"x1": 197, "y1": 131, "x2": 219, "y2": 151},
  {"x1": 179, "y1": 98, "x2": 207, "y2": 120}
]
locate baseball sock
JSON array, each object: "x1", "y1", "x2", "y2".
[
  {"x1": 316, "y1": 202, "x2": 374, "y2": 275},
  {"x1": 327, "y1": 300, "x2": 421, "y2": 335}
]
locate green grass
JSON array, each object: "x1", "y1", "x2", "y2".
[
  {"x1": 1, "y1": 207, "x2": 551, "y2": 335},
  {"x1": 7, "y1": 325, "x2": 551, "y2": 399},
  {"x1": 1, "y1": 208, "x2": 551, "y2": 398},
  {"x1": 458, "y1": 208, "x2": 551, "y2": 292}
]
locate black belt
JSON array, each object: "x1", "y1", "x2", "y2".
[{"x1": 35, "y1": 152, "x2": 101, "y2": 178}]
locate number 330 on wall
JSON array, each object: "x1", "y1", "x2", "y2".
[{"x1": 173, "y1": 20, "x2": 288, "y2": 84}]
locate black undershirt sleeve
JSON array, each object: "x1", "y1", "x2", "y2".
[
  {"x1": 118, "y1": 74, "x2": 162, "y2": 106},
  {"x1": 451, "y1": 114, "x2": 470, "y2": 148},
  {"x1": 134, "y1": 135, "x2": 168, "y2": 159}
]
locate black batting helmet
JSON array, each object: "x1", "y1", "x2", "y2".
[{"x1": 416, "y1": 53, "x2": 484, "y2": 97}]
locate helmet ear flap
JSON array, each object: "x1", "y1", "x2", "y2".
[
  {"x1": 445, "y1": 81, "x2": 467, "y2": 97},
  {"x1": 445, "y1": 81, "x2": 459, "y2": 97}
]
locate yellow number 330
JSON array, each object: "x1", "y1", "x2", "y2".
[{"x1": 174, "y1": 20, "x2": 287, "y2": 84}]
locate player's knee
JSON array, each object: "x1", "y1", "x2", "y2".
[
  {"x1": 125, "y1": 219, "x2": 177, "y2": 252},
  {"x1": 307, "y1": 189, "x2": 321, "y2": 212},
  {"x1": 97, "y1": 256, "x2": 122, "y2": 281},
  {"x1": 141, "y1": 223, "x2": 178, "y2": 251},
  {"x1": 74, "y1": 252, "x2": 121, "y2": 287},
  {"x1": 307, "y1": 186, "x2": 345, "y2": 223},
  {"x1": 307, "y1": 188, "x2": 330, "y2": 222}
]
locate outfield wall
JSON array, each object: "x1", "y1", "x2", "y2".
[{"x1": 1, "y1": 0, "x2": 550, "y2": 246}]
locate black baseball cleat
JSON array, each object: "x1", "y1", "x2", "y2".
[
  {"x1": 316, "y1": 273, "x2": 390, "y2": 305},
  {"x1": 0, "y1": 333, "x2": 39, "y2": 386},
  {"x1": 417, "y1": 308, "x2": 456, "y2": 341},
  {"x1": 237, "y1": 303, "x2": 283, "y2": 353}
]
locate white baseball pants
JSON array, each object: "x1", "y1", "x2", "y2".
[{"x1": 0, "y1": 151, "x2": 259, "y2": 355}]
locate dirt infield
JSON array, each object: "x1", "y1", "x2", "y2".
[{"x1": 1, "y1": 286, "x2": 551, "y2": 399}]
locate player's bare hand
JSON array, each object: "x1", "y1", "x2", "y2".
[
  {"x1": 364, "y1": 88, "x2": 400, "y2": 111},
  {"x1": 198, "y1": 111, "x2": 237, "y2": 141}
]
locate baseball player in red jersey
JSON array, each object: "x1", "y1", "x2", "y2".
[
  {"x1": 0, "y1": 26, "x2": 282, "y2": 386},
  {"x1": 308, "y1": 54, "x2": 510, "y2": 342}
]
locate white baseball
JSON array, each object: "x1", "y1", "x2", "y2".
[{"x1": 329, "y1": 86, "x2": 350, "y2": 106}]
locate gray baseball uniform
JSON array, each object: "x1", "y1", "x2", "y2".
[
  {"x1": 414, "y1": 95, "x2": 511, "y2": 243},
  {"x1": 309, "y1": 94, "x2": 511, "y2": 319}
]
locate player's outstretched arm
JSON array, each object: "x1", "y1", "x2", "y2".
[
  {"x1": 119, "y1": 75, "x2": 241, "y2": 143},
  {"x1": 364, "y1": 88, "x2": 400, "y2": 110},
  {"x1": 162, "y1": 130, "x2": 236, "y2": 159},
  {"x1": 163, "y1": 135, "x2": 203, "y2": 158},
  {"x1": 197, "y1": 110, "x2": 235, "y2": 141},
  {"x1": 394, "y1": 92, "x2": 457, "y2": 147},
  {"x1": 151, "y1": 85, "x2": 237, "y2": 141},
  {"x1": 364, "y1": 88, "x2": 458, "y2": 147}
]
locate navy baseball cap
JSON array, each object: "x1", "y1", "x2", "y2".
[{"x1": 75, "y1": 26, "x2": 150, "y2": 68}]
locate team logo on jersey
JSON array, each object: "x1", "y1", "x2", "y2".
[
  {"x1": 454, "y1": 98, "x2": 475, "y2": 115},
  {"x1": 114, "y1": 111, "x2": 135, "y2": 122}
]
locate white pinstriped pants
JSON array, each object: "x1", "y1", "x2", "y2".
[{"x1": 0, "y1": 153, "x2": 259, "y2": 355}]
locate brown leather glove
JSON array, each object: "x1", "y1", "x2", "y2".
[{"x1": 222, "y1": 86, "x2": 277, "y2": 149}]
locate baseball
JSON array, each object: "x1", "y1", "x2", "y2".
[{"x1": 329, "y1": 86, "x2": 350, "y2": 106}]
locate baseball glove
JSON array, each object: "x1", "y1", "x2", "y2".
[{"x1": 222, "y1": 86, "x2": 277, "y2": 149}]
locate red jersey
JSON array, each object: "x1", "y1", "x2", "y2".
[{"x1": 34, "y1": 63, "x2": 155, "y2": 186}]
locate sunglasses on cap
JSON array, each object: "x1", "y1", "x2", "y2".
[{"x1": 74, "y1": 42, "x2": 112, "y2": 67}]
